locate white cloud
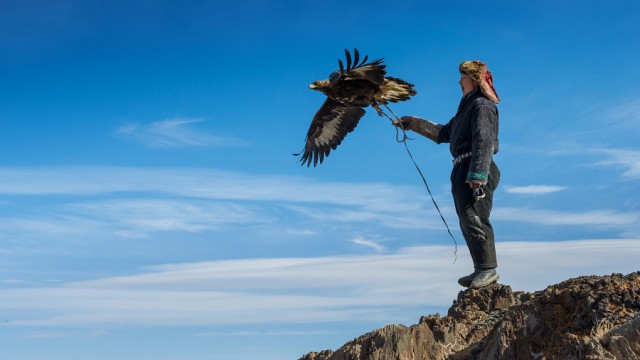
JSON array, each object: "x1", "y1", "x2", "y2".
[
  {"x1": 351, "y1": 237, "x2": 386, "y2": 253},
  {"x1": 1, "y1": 240, "x2": 638, "y2": 328},
  {"x1": 0, "y1": 167, "x2": 449, "y2": 237},
  {"x1": 0, "y1": 167, "x2": 422, "y2": 207},
  {"x1": 0, "y1": 198, "x2": 275, "y2": 241},
  {"x1": 596, "y1": 149, "x2": 640, "y2": 179},
  {"x1": 0, "y1": 167, "x2": 636, "y2": 245},
  {"x1": 518, "y1": 143, "x2": 640, "y2": 181},
  {"x1": 603, "y1": 98, "x2": 640, "y2": 129},
  {"x1": 0, "y1": 279, "x2": 28, "y2": 285},
  {"x1": 494, "y1": 207, "x2": 639, "y2": 226},
  {"x1": 504, "y1": 185, "x2": 568, "y2": 195},
  {"x1": 67, "y1": 199, "x2": 274, "y2": 233},
  {"x1": 285, "y1": 229, "x2": 315, "y2": 236},
  {"x1": 116, "y1": 118, "x2": 239, "y2": 148},
  {"x1": 24, "y1": 330, "x2": 108, "y2": 339},
  {"x1": 283, "y1": 204, "x2": 443, "y2": 230},
  {"x1": 196, "y1": 330, "x2": 336, "y2": 337},
  {"x1": 25, "y1": 332, "x2": 75, "y2": 339},
  {"x1": 0, "y1": 217, "x2": 106, "y2": 237}
]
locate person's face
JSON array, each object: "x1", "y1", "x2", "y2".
[{"x1": 459, "y1": 73, "x2": 477, "y2": 96}]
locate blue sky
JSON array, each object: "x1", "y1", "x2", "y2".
[{"x1": 1, "y1": 1, "x2": 639, "y2": 359}]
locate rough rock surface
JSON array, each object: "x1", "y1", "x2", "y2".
[{"x1": 299, "y1": 272, "x2": 640, "y2": 360}]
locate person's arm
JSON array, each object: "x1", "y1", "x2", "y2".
[
  {"x1": 395, "y1": 116, "x2": 452, "y2": 144},
  {"x1": 467, "y1": 105, "x2": 498, "y2": 187}
]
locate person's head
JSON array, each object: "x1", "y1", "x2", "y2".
[
  {"x1": 458, "y1": 60, "x2": 500, "y2": 103},
  {"x1": 459, "y1": 73, "x2": 477, "y2": 96}
]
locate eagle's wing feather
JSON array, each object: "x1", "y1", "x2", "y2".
[
  {"x1": 299, "y1": 98, "x2": 366, "y2": 167},
  {"x1": 336, "y1": 49, "x2": 386, "y2": 85},
  {"x1": 352, "y1": 48, "x2": 360, "y2": 69},
  {"x1": 343, "y1": 58, "x2": 386, "y2": 84}
]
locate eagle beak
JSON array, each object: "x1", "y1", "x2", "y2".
[{"x1": 309, "y1": 83, "x2": 317, "y2": 90}]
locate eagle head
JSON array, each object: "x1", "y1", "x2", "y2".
[{"x1": 309, "y1": 80, "x2": 330, "y2": 91}]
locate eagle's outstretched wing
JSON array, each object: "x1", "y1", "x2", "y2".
[{"x1": 298, "y1": 97, "x2": 366, "y2": 167}]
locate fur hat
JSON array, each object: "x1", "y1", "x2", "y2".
[{"x1": 459, "y1": 60, "x2": 500, "y2": 104}]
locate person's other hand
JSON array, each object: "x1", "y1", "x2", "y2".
[{"x1": 468, "y1": 182, "x2": 483, "y2": 189}]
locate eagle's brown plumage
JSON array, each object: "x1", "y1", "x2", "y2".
[{"x1": 297, "y1": 49, "x2": 417, "y2": 167}]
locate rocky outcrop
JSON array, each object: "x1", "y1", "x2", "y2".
[{"x1": 300, "y1": 272, "x2": 640, "y2": 360}]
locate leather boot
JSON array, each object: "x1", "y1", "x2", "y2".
[
  {"x1": 469, "y1": 268, "x2": 499, "y2": 289},
  {"x1": 457, "y1": 269, "x2": 478, "y2": 287}
]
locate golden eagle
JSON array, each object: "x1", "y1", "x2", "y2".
[{"x1": 297, "y1": 48, "x2": 417, "y2": 167}]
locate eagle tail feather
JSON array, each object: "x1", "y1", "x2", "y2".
[{"x1": 378, "y1": 76, "x2": 417, "y2": 103}]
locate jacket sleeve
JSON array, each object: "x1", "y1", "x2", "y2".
[
  {"x1": 467, "y1": 104, "x2": 498, "y2": 185},
  {"x1": 405, "y1": 116, "x2": 452, "y2": 143},
  {"x1": 406, "y1": 116, "x2": 445, "y2": 144},
  {"x1": 436, "y1": 118, "x2": 453, "y2": 144}
]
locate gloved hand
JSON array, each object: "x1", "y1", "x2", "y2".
[
  {"x1": 392, "y1": 116, "x2": 416, "y2": 130},
  {"x1": 473, "y1": 187, "x2": 486, "y2": 201}
]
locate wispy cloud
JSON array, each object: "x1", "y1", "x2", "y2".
[
  {"x1": 24, "y1": 330, "x2": 108, "y2": 339},
  {"x1": 0, "y1": 167, "x2": 421, "y2": 206},
  {"x1": 0, "y1": 198, "x2": 278, "y2": 243},
  {"x1": 283, "y1": 204, "x2": 443, "y2": 230},
  {"x1": 67, "y1": 199, "x2": 274, "y2": 233},
  {"x1": 0, "y1": 167, "x2": 635, "y2": 245},
  {"x1": 285, "y1": 229, "x2": 315, "y2": 236},
  {"x1": 504, "y1": 185, "x2": 568, "y2": 195},
  {"x1": 116, "y1": 118, "x2": 239, "y2": 148},
  {"x1": 1, "y1": 240, "x2": 638, "y2": 327},
  {"x1": 494, "y1": 207, "x2": 639, "y2": 226},
  {"x1": 196, "y1": 330, "x2": 337, "y2": 337},
  {"x1": 596, "y1": 149, "x2": 640, "y2": 179},
  {"x1": 0, "y1": 167, "x2": 447, "y2": 232},
  {"x1": 351, "y1": 237, "x2": 386, "y2": 253},
  {"x1": 603, "y1": 98, "x2": 640, "y2": 129},
  {"x1": 0, "y1": 279, "x2": 28, "y2": 285},
  {"x1": 546, "y1": 146, "x2": 640, "y2": 180}
]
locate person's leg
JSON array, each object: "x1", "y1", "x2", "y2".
[
  {"x1": 452, "y1": 162, "x2": 480, "y2": 287},
  {"x1": 453, "y1": 161, "x2": 500, "y2": 287}
]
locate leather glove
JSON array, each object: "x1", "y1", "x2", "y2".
[{"x1": 393, "y1": 116, "x2": 416, "y2": 130}]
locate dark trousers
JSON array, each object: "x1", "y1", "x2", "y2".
[{"x1": 451, "y1": 159, "x2": 500, "y2": 270}]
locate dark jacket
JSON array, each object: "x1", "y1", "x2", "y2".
[{"x1": 437, "y1": 89, "x2": 499, "y2": 184}]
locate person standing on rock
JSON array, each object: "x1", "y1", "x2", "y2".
[{"x1": 394, "y1": 60, "x2": 501, "y2": 289}]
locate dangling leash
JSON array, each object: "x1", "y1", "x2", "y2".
[{"x1": 378, "y1": 104, "x2": 458, "y2": 263}]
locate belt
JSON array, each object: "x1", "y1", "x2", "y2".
[{"x1": 452, "y1": 152, "x2": 472, "y2": 166}]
